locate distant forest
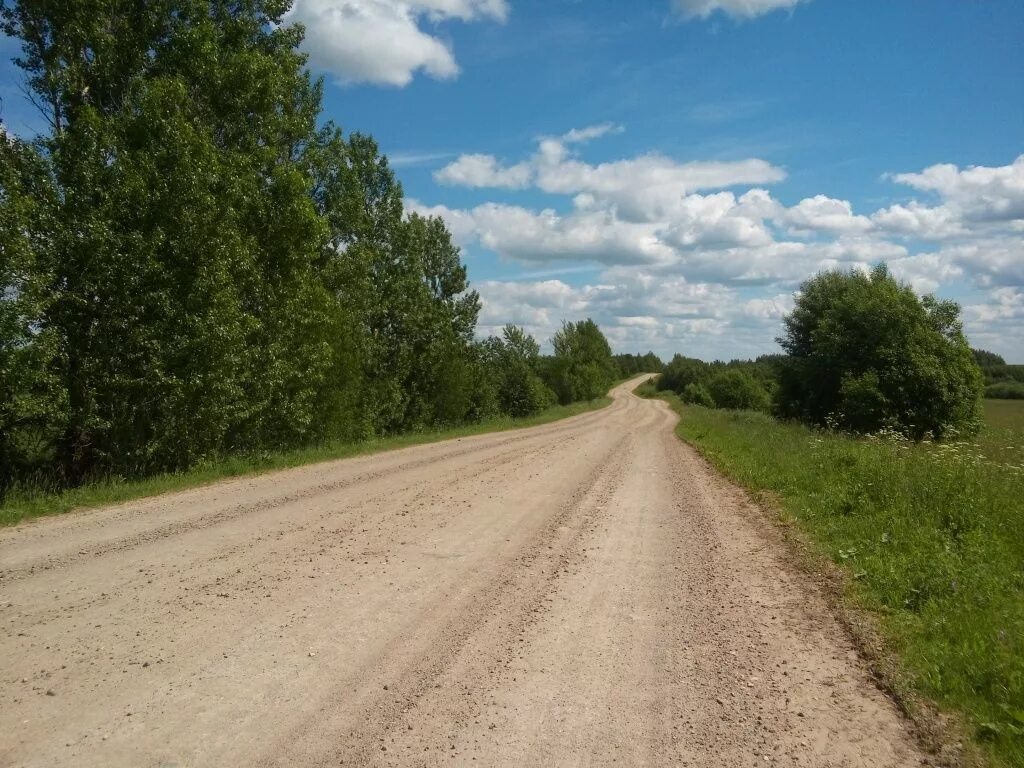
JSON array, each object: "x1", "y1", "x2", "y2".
[{"x1": 972, "y1": 350, "x2": 1024, "y2": 399}]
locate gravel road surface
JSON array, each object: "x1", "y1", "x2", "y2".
[{"x1": 0, "y1": 376, "x2": 924, "y2": 767}]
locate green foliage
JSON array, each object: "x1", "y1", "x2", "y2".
[
  {"x1": 973, "y1": 349, "x2": 1024, "y2": 398},
  {"x1": 479, "y1": 325, "x2": 555, "y2": 418},
  {"x1": 974, "y1": 349, "x2": 1007, "y2": 368},
  {"x1": 613, "y1": 351, "x2": 664, "y2": 377},
  {"x1": 706, "y1": 369, "x2": 770, "y2": 411},
  {"x1": 0, "y1": 0, "x2": 620, "y2": 501},
  {"x1": 545, "y1": 319, "x2": 617, "y2": 404},
  {"x1": 680, "y1": 382, "x2": 715, "y2": 408},
  {"x1": 776, "y1": 265, "x2": 983, "y2": 438},
  {"x1": 656, "y1": 354, "x2": 774, "y2": 412},
  {"x1": 648, "y1": 390, "x2": 1024, "y2": 767},
  {"x1": 986, "y1": 382, "x2": 1024, "y2": 400},
  {"x1": 657, "y1": 355, "x2": 710, "y2": 393}
]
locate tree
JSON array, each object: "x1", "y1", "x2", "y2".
[
  {"x1": 658, "y1": 355, "x2": 710, "y2": 394},
  {"x1": 680, "y1": 382, "x2": 715, "y2": 408},
  {"x1": 775, "y1": 265, "x2": 983, "y2": 438},
  {"x1": 613, "y1": 351, "x2": 664, "y2": 378},
  {"x1": 481, "y1": 325, "x2": 554, "y2": 418},
  {"x1": 706, "y1": 370, "x2": 769, "y2": 411},
  {"x1": 0, "y1": 0, "x2": 342, "y2": 480},
  {"x1": 973, "y1": 349, "x2": 1006, "y2": 368},
  {"x1": 0, "y1": 130, "x2": 66, "y2": 492},
  {"x1": 546, "y1": 319, "x2": 616, "y2": 404}
]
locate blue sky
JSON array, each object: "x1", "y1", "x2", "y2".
[{"x1": 3, "y1": 0, "x2": 1022, "y2": 360}]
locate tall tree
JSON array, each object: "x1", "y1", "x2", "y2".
[{"x1": 0, "y1": 0, "x2": 334, "y2": 479}]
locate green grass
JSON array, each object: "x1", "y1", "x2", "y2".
[
  {"x1": 639, "y1": 382, "x2": 1024, "y2": 767},
  {"x1": 981, "y1": 400, "x2": 1024, "y2": 467},
  {"x1": 0, "y1": 397, "x2": 611, "y2": 528}
]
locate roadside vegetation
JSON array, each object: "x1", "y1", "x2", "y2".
[
  {"x1": 0, "y1": 394, "x2": 614, "y2": 528},
  {"x1": 649, "y1": 266, "x2": 1023, "y2": 766},
  {"x1": 0, "y1": 2, "x2": 664, "y2": 515}
]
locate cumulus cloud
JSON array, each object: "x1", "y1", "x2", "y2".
[
  {"x1": 935, "y1": 239, "x2": 1024, "y2": 288},
  {"x1": 962, "y1": 287, "x2": 1024, "y2": 360},
  {"x1": 286, "y1": 0, "x2": 507, "y2": 86},
  {"x1": 475, "y1": 272, "x2": 791, "y2": 360},
  {"x1": 673, "y1": 0, "x2": 808, "y2": 21},
  {"x1": 891, "y1": 155, "x2": 1024, "y2": 223},
  {"x1": 785, "y1": 195, "x2": 872, "y2": 235},
  {"x1": 434, "y1": 154, "x2": 533, "y2": 188},
  {"x1": 419, "y1": 129, "x2": 1024, "y2": 359},
  {"x1": 870, "y1": 202, "x2": 965, "y2": 240},
  {"x1": 435, "y1": 125, "x2": 786, "y2": 222}
]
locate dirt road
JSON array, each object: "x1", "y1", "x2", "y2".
[{"x1": 0, "y1": 377, "x2": 925, "y2": 767}]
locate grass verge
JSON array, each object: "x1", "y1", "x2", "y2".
[
  {"x1": 0, "y1": 397, "x2": 611, "y2": 528},
  {"x1": 639, "y1": 382, "x2": 1024, "y2": 768}
]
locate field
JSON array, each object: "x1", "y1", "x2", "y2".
[{"x1": 641, "y1": 385, "x2": 1024, "y2": 767}]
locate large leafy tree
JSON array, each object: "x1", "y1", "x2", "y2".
[
  {"x1": 775, "y1": 265, "x2": 983, "y2": 437},
  {"x1": 0, "y1": 0, "x2": 334, "y2": 479},
  {"x1": 309, "y1": 130, "x2": 481, "y2": 433},
  {"x1": 1, "y1": 0, "x2": 602, "y2": 499},
  {"x1": 0, "y1": 129, "x2": 65, "y2": 491}
]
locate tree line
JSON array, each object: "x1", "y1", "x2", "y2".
[
  {"x1": 972, "y1": 350, "x2": 1024, "y2": 400},
  {"x1": 0, "y1": 1, "x2": 651, "y2": 498},
  {"x1": 657, "y1": 265, "x2": 986, "y2": 439}
]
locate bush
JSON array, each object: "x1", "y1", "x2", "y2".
[
  {"x1": 986, "y1": 381, "x2": 1024, "y2": 400},
  {"x1": 775, "y1": 265, "x2": 983, "y2": 438},
  {"x1": 707, "y1": 370, "x2": 770, "y2": 411},
  {"x1": 681, "y1": 382, "x2": 715, "y2": 408}
]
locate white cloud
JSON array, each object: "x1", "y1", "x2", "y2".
[
  {"x1": 966, "y1": 287, "x2": 1024, "y2": 324},
  {"x1": 475, "y1": 272, "x2": 789, "y2": 360},
  {"x1": 887, "y1": 252, "x2": 964, "y2": 295},
  {"x1": 421, "y1": 129, "x2": 1024, "y2": 359},
  {"x1": 660, "y1": 190, "x2": 777, "y2": 249},
  {"x1": 435, "y1": 126, "x2": 786, "y2": 222},
  {"x1": 870, "y1": 202, "x2": 965, "y2": 240},
  {"x1": 937, "y1": 238, "x2": 1024, "y2": 288},
  {"x1": 287, "y1": 0, "x2": 507, "y2": 86},
  {"x1": 434, "y1": 154, "x2": 533, "y2": 188},
  {"x1": 673, "y1": 0, "x2": 808, "y2": 21},
  {"x1": 785, "y1": 195, "x2": 872, "y2": 235},
  {"x1": 561, "y1": 123, "x2": 624, "y2": 144},
  {"x1": 892, "y1": 155, "x2": 1024, "y2": 223},
  {"x1": 963, "y1": 287, "x2": 1024, "y2": 361},
  {"x1": 388, "y1": 150, "x2": 456, "y2": 168},
  {"x1": 471, "y1": 203, "x2": 674, "y2": 265},
  {"x1": 535, "y1": 154, "x2": 785, "y2": 222}
]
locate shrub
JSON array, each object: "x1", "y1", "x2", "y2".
[
  {"x1": 707, "y1": 370, "x2": 770, "y2": 411},
  {"x1": 681, "y1": 382, "x2": 715, "y2": 408},
  {"x1": 775, "y1": 265, "x2": 983, "y2": 438}
]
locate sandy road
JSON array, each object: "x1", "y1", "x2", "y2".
[{"x1": 0, "y1": 376, "x2": 925, "y2": 767}]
